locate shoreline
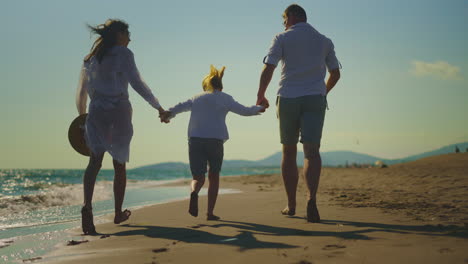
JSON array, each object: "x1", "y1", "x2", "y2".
[
  {"x1": 0, "y1": 179, "x2": 241, "y2": 264},
  {"x1": 42, "y1": 157, "x2": 468, "y2": 263}
]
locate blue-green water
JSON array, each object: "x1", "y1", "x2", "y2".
[{"x1": 0, "y1": 167, "x2": 279, "y2": 263}]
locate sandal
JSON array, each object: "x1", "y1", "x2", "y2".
[
  {"x1": 188, "y1": 192, "x2": 198, "y2": 217},
  {"x1": 281, "y1": 207, "x2": 296, "y2": 216},
  {"x1": 307, "y1": 200, "x2": 320, "y2": 223},
  {"x1": 114, "y1": 209, "x2": 131, "y2": 224},
  {"x1": 81, "y1": 206, "x2": 97, "y2": 235}
]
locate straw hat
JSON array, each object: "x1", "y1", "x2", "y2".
[{"x1": 68, "y1": 114, "x2": 90, "y2": 156}]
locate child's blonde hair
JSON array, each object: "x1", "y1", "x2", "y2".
[{"x1": 202, "y1": 65, "x2": 226, "y2": 92}]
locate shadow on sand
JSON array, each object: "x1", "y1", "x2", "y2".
[
  {"x1": 112, "y1": 223, "x2": 298, "y2": 251},
  {"x1": 109, "y1": 218, "x2": 467, "y2": 251},
  {"x1": 321, "y1": 219, "x2": 468, "y2": 239}
]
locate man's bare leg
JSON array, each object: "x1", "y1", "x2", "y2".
[
  {"x1": 113, "y1": 159, "x2": 131, "y2": 224},
  {"x1": 281, "y1": 144, "x2": 298, "y2": 215},
  {"x1": 303, "y1": 143, "x2": 322, "y2": 222},
  {"x1": 189, "y1": 175, "x2": 205, "y2": 217},
  {"x1": 207, "y1": 171, "x2": 220, "y2": 220}
]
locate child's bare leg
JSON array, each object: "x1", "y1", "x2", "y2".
[
  {"x1": 207, "y1": 171, "x2": 219, "y2": 217},
  {"x1": 191, "y1": 175, "x2": 205, "y2": 194},
  {"x1": 189, "y1": 175, "x2": 205, "y2": 217}
]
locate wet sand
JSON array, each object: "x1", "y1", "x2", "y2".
[{"x1": 43, "y1": 153, "x2": 468, "y2": 264}]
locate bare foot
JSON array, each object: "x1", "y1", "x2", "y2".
[
  {"x1": 307, "y1": 200, "x2": 320, "y2": 223},
  {"x1": 189, "y1": 192, "x2": 198, "y2": 217},
  {"x1": 207, "y1": 214, "x2": 220, "y2": 221},
  {"x1": 114, "y1": 209, "x2": 131, "y2": 224},
  {"x1": 281, "y1": 207, "x2": 296, "y2": 216}
]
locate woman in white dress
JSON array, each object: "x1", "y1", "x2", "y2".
[{"x1": 76, "y1": 19, "x2": 164, "y2": 234}]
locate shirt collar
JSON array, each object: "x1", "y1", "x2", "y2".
[{"x1": 290, "y1": 22, "x2": 310, "y2": 29}]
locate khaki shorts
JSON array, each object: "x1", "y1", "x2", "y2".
[{"x1": 276, "y1": 95, "x2": 327, "y2": 145}]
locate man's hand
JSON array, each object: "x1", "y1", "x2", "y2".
[
  {"x1": 257, "y1": 96, "x2": 269, "y2": 112},
  {"x1": 256, "y1": 64, "x2": 275, "y2": 110}
]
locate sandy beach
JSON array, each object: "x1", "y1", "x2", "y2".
[{"x1": 43, "y1": 153, "x2": 468, "y2": 264}]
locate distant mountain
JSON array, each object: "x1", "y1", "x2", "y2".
[
  {"x1": 388, "y1": 142, "x2": 468, "y2": 164},
  {"x1": 133, "y1": 142, "x2": 468, "y2": 170}
]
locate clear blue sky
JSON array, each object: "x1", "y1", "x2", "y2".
[{"x1": 1, "y1": 0, "x2": 467, "y2": 169}]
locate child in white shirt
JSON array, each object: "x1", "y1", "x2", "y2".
[{"x1": 162, "y1": 65, "x2": 267, "y2": 220}]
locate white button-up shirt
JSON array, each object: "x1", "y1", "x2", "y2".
[
  {"x1": 168, "y1": 91, "x2": 263, "y2": 141},
  {"x1": 264, "y1": 22, "x2": 340, "y2": 98}
]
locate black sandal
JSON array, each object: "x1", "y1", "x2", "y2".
[{"x1": 81, "y1": 206, "x2": 97, "y2": 235}]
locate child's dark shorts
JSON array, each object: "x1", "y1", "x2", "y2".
[{"x1": 188, "y1": 137, "x2": 224, "y2": 176}]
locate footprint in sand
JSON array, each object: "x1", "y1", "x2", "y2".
[
  {"x1": 439, "y1": 248, "x2": 454, "y2": 254},
  {"x1": 67, "y1": 240, "x2": 89, "y2": 246},
  {"x1": 22, "y1": 257, "x2": 42, "y2": 263},
  {"x1": 0, "y1": 240, "x2": 14, "y2": 249},
  {"x1": 152, "y1": 248, "x2": 169, "y2": 253},
  {"x1": 322, "y1": 244, "x2": 346, "y2": 250}
]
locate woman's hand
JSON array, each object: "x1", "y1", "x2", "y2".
[{"x1": 158, "y1": 108, "x2": 171, "y2": 123}]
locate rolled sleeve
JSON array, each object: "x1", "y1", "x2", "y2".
[
  {"x1": 263, "y1": 35, "x2": 283, "y2": 66},
  {"x1": 325, "y1": 39, "x2": 340, "y2": 70}
]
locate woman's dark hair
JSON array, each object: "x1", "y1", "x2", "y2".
[{"x1": 84, "y1": 19, "x2": 129, "y2": 63}]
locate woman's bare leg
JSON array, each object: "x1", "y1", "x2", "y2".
[
  {"x1": 83, "y1": 152, "x2": 104, "y2": 209},
  {"x1": 113, "y1": 159, "x2": 127, "y2": 214},
  {"x1": 113, "y1": 159, "x2": 131, "y2": 224},
  {"x1": 207, "y1": 171, "x2": 219, "y2": 216}
]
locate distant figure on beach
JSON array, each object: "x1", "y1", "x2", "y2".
[
  {"x1": 160, "y1": 65, "x2": 267, "y2": 220},
  {"x1": 455, "y1": 146, "x2": 460, "y2": 153},
  {"x1": 76, "y1": 19, "x2": 165, "y2": 234},
  {"x1": 256, "y1": 4, "x2": 341, "y2": 222}
]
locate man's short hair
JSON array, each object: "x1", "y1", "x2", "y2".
[{"x1": 284, "y1": 4, "x2": 307, "y2": 21}]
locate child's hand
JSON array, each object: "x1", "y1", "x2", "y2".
[{"x1": 159, "y1": 111, "x2": 171, "y2": 123}]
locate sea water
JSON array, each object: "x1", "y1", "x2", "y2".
[{"x1": 0, "y1": 167, "x2": 279, "y2": 263}]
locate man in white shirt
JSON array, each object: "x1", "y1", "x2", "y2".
[{"x1": 256, "y1": 4, "x2": 341, "y2": 222}]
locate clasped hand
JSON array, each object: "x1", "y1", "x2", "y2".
[
  {"x1": 256, "y1": 96, "x2": 270, "y2": 112},
  {"x1": 158, "y1": 109, "x2": 171, "y2": 123}
]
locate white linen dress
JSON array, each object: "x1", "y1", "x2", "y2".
[{"x1": 76, "y1": 46, "x2": 160, "y2": 163}]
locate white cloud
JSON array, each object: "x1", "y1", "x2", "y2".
[{"x1": 410, "y1": 60, "x2": 462, "y2": 80}]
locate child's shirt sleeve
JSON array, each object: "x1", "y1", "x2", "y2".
[
  {"x1": 168, "y1": 98, "x2": 193, "y2": 118},
  {"x1": 227, "y1": 95, "x2": 263, "y2": 116}
]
